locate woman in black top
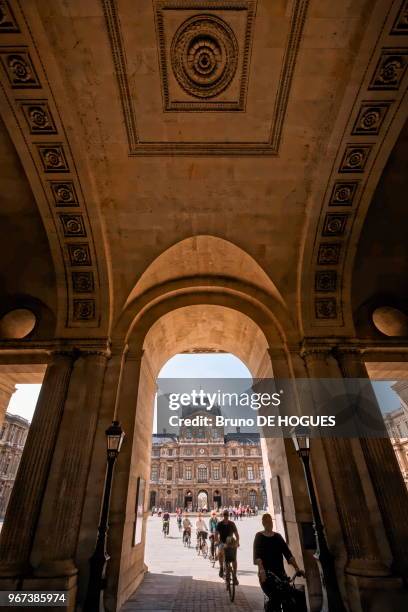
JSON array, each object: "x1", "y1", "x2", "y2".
[{"x1": 253, "y1": 513, "x2": 305, "y2": 610}]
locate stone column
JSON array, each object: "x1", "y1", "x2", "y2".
[
  {"x1": 29, "y1": 351, "x2": 108, "y2": 579},
  {"x1": 0, "y1": 378, "x2": 16, "y2": 429},
  {"x1": 0, "y1": 352, "x2": 74, "y2": 581},
  {"x1": 303, "y1": 347, "x2": 390, "y2": 578},
  {"x1": 334, "y1": 348, "x2": 408, "y2": 581}
]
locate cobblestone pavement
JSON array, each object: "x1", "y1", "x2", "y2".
[{"x1": 121, "y1": 515, "x2": 265, "y2": 611}]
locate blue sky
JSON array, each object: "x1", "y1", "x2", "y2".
[{"x1": 6, "y1": 354, "x2": 401, "y2": 423}]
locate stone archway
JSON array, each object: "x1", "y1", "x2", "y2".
[
  {"x1": 197, "y1": 490, "x2": 208, "y2": 511},
  {"x1": 97, "y1": 291, "x2": 314, "y2": 611}
]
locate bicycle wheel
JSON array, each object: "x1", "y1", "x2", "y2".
[
  {"x1": 281, "y1": 589, "x2": 298, "y2": 612},
  {"x1": 202, "y1": 541, "x2": 208, "y2": 559},
  {"x1": 225, "y1": 563, "x2": 230, "y2": 592},
  {"x1": 229, "y1": 568, "x2": 236, "y2": 602}
]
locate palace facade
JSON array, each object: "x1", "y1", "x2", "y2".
[
  {"x1": 384, "y1": 382, "x2": 408, "y2": 488},
  {"x1": 149, "y1": 406, "x2": 266, "y2": 512},
  {"x1": 0, "y1": 412, "x2": 29, "y2": 518}
]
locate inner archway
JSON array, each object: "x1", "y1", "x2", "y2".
[
  {"x1": 105, "y1": 301, "x2": 315, "y2": 612},
  {"x1": 143, "y1": 348, "x2": 274, "y2": 609}
]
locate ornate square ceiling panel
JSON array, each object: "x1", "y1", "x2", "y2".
[
  {"x1": 102, "y1": 0, "x2": 309, "y2": 155},
  {"x1": 155, "y1": 1, "x2": 255, "y2": 111}
]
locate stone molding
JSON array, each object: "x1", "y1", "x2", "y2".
[
  {"x1": 303, "y1": 0, "x2": 408, "y2": 330},
  {"x1": 0, "y1": 2, "x2": 103, "y2": 329},
  {"x1": 101, "y1": 0, "x2": 310, "y2": 155}
]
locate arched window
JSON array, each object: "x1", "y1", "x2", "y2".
[{"x1": 249, "y1": 490, "x2": 257, "y2": 507}]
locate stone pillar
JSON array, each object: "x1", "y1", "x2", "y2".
[
  {"x1": 0, "y1": 378, "x2": 16, "y2": 429},
  {"x1": 334, "y1": 348, "x2": 408, "y2": 582},
  {"x1": 29, "y1": 351, "x2": 108, "y2": 579},
  {"x1": 302, "y1": 347, "x2": 390, "y2": 577},
  {"x1": 266, "y1": 347, "x2": 322, "y2": 610},
  {"x1": 0, "y1": 352, "x2": 74, "y2": 582}
]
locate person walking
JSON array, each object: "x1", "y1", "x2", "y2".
[{"x1": 253, "y1": 513, "x2": 306, "y2": 611}]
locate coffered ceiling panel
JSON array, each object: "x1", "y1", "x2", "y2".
[{"x1": 103, "y1": 0, "x2": 309, "y2": 154}]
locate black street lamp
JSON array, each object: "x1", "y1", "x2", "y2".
[
  {"x1": 291, "y1": 428, "x2": 346, "y2": 612},
  {"x1": 84, "y1": 421, "x2": 125, "y2": 612}
]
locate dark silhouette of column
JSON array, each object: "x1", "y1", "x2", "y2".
[
  {"x1": 0, "y1": 352, "x2": 74, "y2": 578},
  {"x1": 334, "y1": 347, "x2": 408, "y2": 582},
  {"x1": 303, "y1": 347, "x2": 391, "y2": 578}
]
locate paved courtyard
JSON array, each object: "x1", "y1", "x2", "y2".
[{"x1": 121, "y1": 515, "x2": 265, "y2": 611}]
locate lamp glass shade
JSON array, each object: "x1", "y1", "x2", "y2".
[
  {"x1": 291, "y1": 426, "x2": 311, "y2": 453},
  {"x1": 106, "y1": 420, "x2": 125, "y2": 453}
]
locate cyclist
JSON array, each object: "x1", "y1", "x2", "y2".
[
  {"x1": 209, "y1": 510, "x2": 218, "y2": 558},
  {"x1": 162, "y1": 510, "x2": 170, "y2": 536},
  {"x1": 177, "y1": 509, "x2": 183, "y2": 531},
  {"x1": 183, "y1": 514, "x2": 192, "y2": 544},
  {"x1": 215, "y1": 508, "x2": 240, "y2": 584},
  {"x1": 253, "y1": 513, "x2": 306, "y2": 611},
  {"x1": 196, "y1": 513, "x2": 208, "y2": 552}
]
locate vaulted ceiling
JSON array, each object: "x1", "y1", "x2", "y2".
[{"x1": 0, "y1": 0, "x2": 406, "y2": 344}]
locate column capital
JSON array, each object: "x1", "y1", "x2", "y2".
[
  {"x1": 47, "y1": 339, "x2": 111, "y2": 359},
  {"x1": 332, "y1": 345, "x2": 363, "y2": 357},
  {"x1": 299, "y1": 341, "x2": 335, "y2": 360}
]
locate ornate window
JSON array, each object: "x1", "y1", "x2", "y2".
[
  {"x1": 151, "y1": 464, "x2": 159, "y2": 482},
  {"x1": 213, "y1": 466, "x2": 220, "y2": 480},
  {"x1": 259, "y1": 466, "x2": 265, "y2": 479},
  {"x1": 247, "y1": 465, "x2": 254, "y2": 480},
  {"x1": 249, "y1": 490, "x2": 257, "y2": 507},
  {"x1": 198, "y1": 465, "x2": 208, "y2": 482},
  {"x1": 185, "y1": 465, "x2": 192, "y2": 480}
]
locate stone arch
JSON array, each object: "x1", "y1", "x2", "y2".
[
  {"x1": 115, "y1": 235, "x2": 298, "y2": 347},
  {"x1": 99, "y1": 292, "x2": 311, "y2": 610},
  {"x1": 0, "y1": 8, "x2": 111, "y2": 335},
  {"x1": 298, "y1": 3, "x2": 408, "y2": 337},
  {"x1": 123, "y1": 235, "x2": 286, "y2": 310},
  {"x1": 197, "y1": 490, "x2": 208, "y2": 510}
]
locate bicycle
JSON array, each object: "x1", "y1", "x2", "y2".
[
  {"x1": 223, "y1": 551, "x2": 237, "y2": 603},
  {"x1": 196, "y1": 531, "x2": 208, "y2": 558},
  {"x1": 209, "y1": 535, "x2": 218, "y2": 567},
  {"x1": 183, "y1": 528, "x2": 191, "y2": 547},
  {"x1": 162, "y1": 520, "x2": 169, "y2": 537},
  {"x1": 263, "y1": 571, "x2": 305, "y2": 612}
]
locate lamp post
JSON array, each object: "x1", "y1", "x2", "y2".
[
  {"x1": 291, "y1": 428, "x2": 346, "y2": 612},
  {"x1": 84, "y1": 421, "x2": 125, "y2": 612}
]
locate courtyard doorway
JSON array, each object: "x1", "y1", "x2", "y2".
[
  {"x1": 197, "y1": 490, "x2": 208, "y2": 511},
  {"x1": 142, "y1": 350, "x2": 276, "y2": 609}
]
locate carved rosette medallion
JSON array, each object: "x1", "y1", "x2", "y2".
[{"x1": 171, "y1": 15, "x2": 238, "y2": 99}]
